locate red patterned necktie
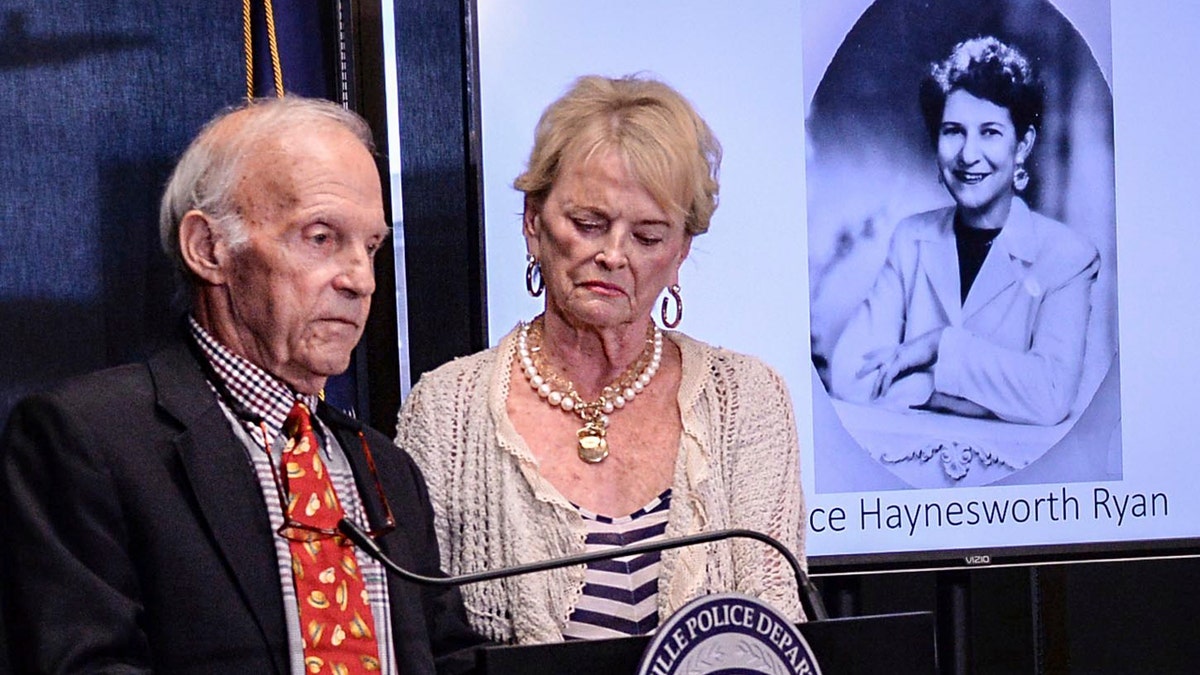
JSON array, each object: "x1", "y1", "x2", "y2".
[{"x1": 281, "y1": 401, "x2": 382, "y2": 674}]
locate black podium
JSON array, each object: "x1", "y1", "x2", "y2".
[{"x1": 477, "y1": 611, "x2": 936, "y2": 674}]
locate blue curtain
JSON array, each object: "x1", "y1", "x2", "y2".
[
  {"x1": 0, "y1": 0, "x2": 350, "y2": 432},
  {"x1": 0, "y1": 3, "x2": 361, "y2": 665}
]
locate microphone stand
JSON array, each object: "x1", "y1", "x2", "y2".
[{"x1": 339, "y1": 519, "x2": 828, "y2": 621}]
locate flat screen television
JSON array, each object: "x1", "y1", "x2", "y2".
[{"x1": 380, "y1": 0, "x2": 1200, "y2": 574}]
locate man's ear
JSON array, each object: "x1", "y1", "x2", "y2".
[{"x1": 178, "y1": 211, "x2": 228, "y2": 285}]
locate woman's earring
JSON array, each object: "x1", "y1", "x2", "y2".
[
  {"x1": 525, "y1": 255, "x2": 544, "y2": 297},
  {"x1": 1013, "y1": 164, "x2": 1030, "y2": 192},
  {"x1": 660, "y1": 284, "x2": 683, "y2": 329}
]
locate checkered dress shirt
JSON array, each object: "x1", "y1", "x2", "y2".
[{"x1": 189, "y1": 318, "x2": 396, "y2": 674}]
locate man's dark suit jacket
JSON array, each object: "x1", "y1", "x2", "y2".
[{"x1": 0, "y1": 339, "x2": 483, "y2": 673}]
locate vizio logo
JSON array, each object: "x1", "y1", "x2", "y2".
[{"x1": 963, "y1": 555, "x2": 991, "y2": 566}]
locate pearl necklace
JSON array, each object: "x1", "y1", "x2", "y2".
[{"x1": 517, "y1": 318, "x2": 663, "y2": 463}]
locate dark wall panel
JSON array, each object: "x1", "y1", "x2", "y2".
[{"x1": 393, "y1": 0, "x2": 487, "y2": 380}]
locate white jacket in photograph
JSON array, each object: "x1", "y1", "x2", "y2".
[{"x1": 831, "y1": 198, "x2": 1100, "y2": 426}]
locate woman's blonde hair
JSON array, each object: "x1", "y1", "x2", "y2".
[{"x1": 514, "y1": 74, "x2": 721, "y2": 236}]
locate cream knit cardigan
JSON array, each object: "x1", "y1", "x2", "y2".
[{"x1": 396, "y1": 327, "x2": 806, "y2": 644}]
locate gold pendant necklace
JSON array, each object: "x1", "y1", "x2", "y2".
[
  {"x1": 576, "y1": 420, "x2": 609, "y2": 464},
  {"x1": 517, "y1": 318, "x2": 663, "y2": 463}
]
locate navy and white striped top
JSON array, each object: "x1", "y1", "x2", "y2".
[{"x1": 562, "y1": 490, "x2": 672, "y2": 640}]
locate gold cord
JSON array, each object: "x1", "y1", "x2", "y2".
[
  {"x1": 263, "y1": 0, "x2": 285, "y2": 97},
  {"x1": 242, "y1": 0, "x2": 286, "y2": 99},
  {"x1": 242, "y1": 0, "x2": 253, "y2": 99}
]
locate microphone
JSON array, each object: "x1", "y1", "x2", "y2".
[{"x1": 338, "y1": 518, "x2": 828, "y2": 621}]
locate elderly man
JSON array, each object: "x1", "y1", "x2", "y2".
[{"x1": 1, "y1": 97, "x2": 482, "y2": 673}]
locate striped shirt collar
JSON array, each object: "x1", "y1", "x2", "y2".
[{"x1": 188, "y1": 316, "x2": 320, "y2": 433}]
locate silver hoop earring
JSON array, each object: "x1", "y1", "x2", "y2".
[
  {"x1": 660, "y1": 284, "x2": 683, "y2": 329},
  {"x1": 525, "y1": 255, "x2": 544, "y2": 297},
  {"x1": 1013, "y1": 165, "x2": 1030, "y2": 192}
]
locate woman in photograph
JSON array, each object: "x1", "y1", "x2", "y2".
[
  {"x1": 395, "y1": 74, "x2": 806, "y2": 643},
  {"x1": 830, "y1": 36, "x2": 1100, "y2": 426}
]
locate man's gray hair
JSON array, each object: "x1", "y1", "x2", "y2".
[{"x1": 159, "y1": 96, "x2": 375, "y2": 277}]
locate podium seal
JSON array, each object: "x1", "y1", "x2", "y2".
[{"x1": 637, "y1": 592, "x2": 821, "y2": 675}]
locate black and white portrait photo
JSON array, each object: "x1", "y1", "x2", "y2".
[{"x1": 805, "y1": 0, "x2": 1121, "y2": 489}]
